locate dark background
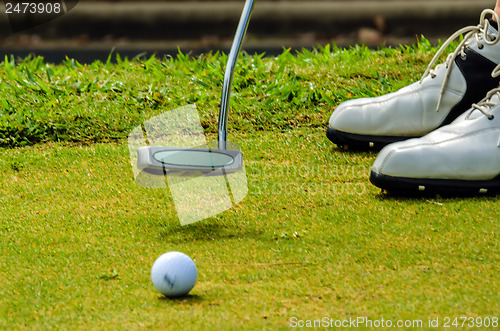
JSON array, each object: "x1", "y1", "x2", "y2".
[{"x1": 0, "y1": 0, "x2": 495, "y2": 62}]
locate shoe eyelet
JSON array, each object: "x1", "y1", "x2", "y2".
[
  {"x1": 489, "y1": 115, "x2": 495, "y2": 120},
  {"x1": 461, "y1": 54, "x2": 467, "y2": 61},
  {"x1": 478, "y1": 44, "x2": 484, "y2": 50}
]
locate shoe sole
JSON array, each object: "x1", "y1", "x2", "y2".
[
  {"x1": 326, "y1": 127, "x2": 417, "y2": 150},
  {"x1": 370, "y1": 170, "x2": 500, "y2": 195}
]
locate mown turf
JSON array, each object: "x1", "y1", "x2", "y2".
[{"x1": 0, "y1": 41, "x2": 498, "y2": 330}]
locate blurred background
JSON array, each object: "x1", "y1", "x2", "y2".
[{"x1": 0, "y1": 0, "x2": 495, "y2": 62}]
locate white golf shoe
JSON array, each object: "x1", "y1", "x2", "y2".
[
  {"x1": 370, "y1": 77, "x2": 500, "y2": 195},
  {"x1": 328, "y1": 9, "x2": 500, "y2": 149}
]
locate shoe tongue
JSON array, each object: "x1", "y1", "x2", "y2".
[
  {"x1": 485, "y1": 18, "x2": 499, "y2": 41},
  {"x1": 468, "y1": 90, "x2": 500, "y2": 119},
  {"x1": 466, "y1": 18, "x2": 499, "y2": 48},
  {"x1": 489, "y1": 91, "x2": 500, "y2": 106}
]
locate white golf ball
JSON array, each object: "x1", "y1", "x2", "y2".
[{"x1": 151, "y1": 252, "x2": 197, "y2": 297}]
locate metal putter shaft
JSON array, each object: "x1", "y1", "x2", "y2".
[
  {"x1": 136, "y1": 0, "x2": 255, "y2": 176},
  {"x1": 218, "y1": 0, "x2": 255, "y2": 150}
]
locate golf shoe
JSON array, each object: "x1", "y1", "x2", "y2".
[{"x1": 327, "y1": 10, "x2": 500, "y2": 149}]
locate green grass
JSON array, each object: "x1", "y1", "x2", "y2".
[
  {"x1": 0, "y1": 43, "x2": 431, "y2": 147},
  {"x1": 0, "y1": 41, "x2": 499, "y2": 330}
]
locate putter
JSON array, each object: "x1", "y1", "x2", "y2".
[{"x1": 137, "y1": 0, "x2": 255, "y2": 176}]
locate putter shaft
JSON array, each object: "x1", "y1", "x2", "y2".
[{"x1": 218, "y1": 0, "x2": 255, "y2": 150}]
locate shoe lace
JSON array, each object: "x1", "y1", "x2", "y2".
[
  {"x1": 420, "y1": 9, "x2": 500, "y2": 112},
  {"x1": 470, "y1": 64, "x2": 500, "y2": 120}
]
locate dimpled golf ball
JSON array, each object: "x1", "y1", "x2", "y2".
[{"x1": 151, "y1": 252, "x2": 198, "y2": 297}]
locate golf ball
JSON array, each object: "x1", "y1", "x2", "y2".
[{"x1": 151, "y1": 252, "x2": 198, "y2": 297}]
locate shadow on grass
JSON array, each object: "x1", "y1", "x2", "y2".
[
  {"x1": 330, "y1": 145, "x2": 378, "y2": 157},
  {"x1": 375, "y1": 190, "x2": 500, "y2": 201},
  {"x1": 159, "y1": 221, "x2": 263, "y2": 243},
  {"x1": 158, "y1": 294, "x2": 204, "y2": 304}
]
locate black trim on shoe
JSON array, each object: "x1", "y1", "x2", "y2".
[
  {"x1": 370, "y1": 170, "x2": 500, "y2": 195},
  {"x1": 326, "y1": 127, "x2": 417, "y2": 150},
  {"x1": 441, "y1": 48, "x2": 500, "y2": 126},
  {"x1": 488, "y1": 18, "x2": 498, "y2": 31}
]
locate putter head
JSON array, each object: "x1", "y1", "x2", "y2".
[{"x1": 137, "y1": 146, "x2": 243, "y2": 177}]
